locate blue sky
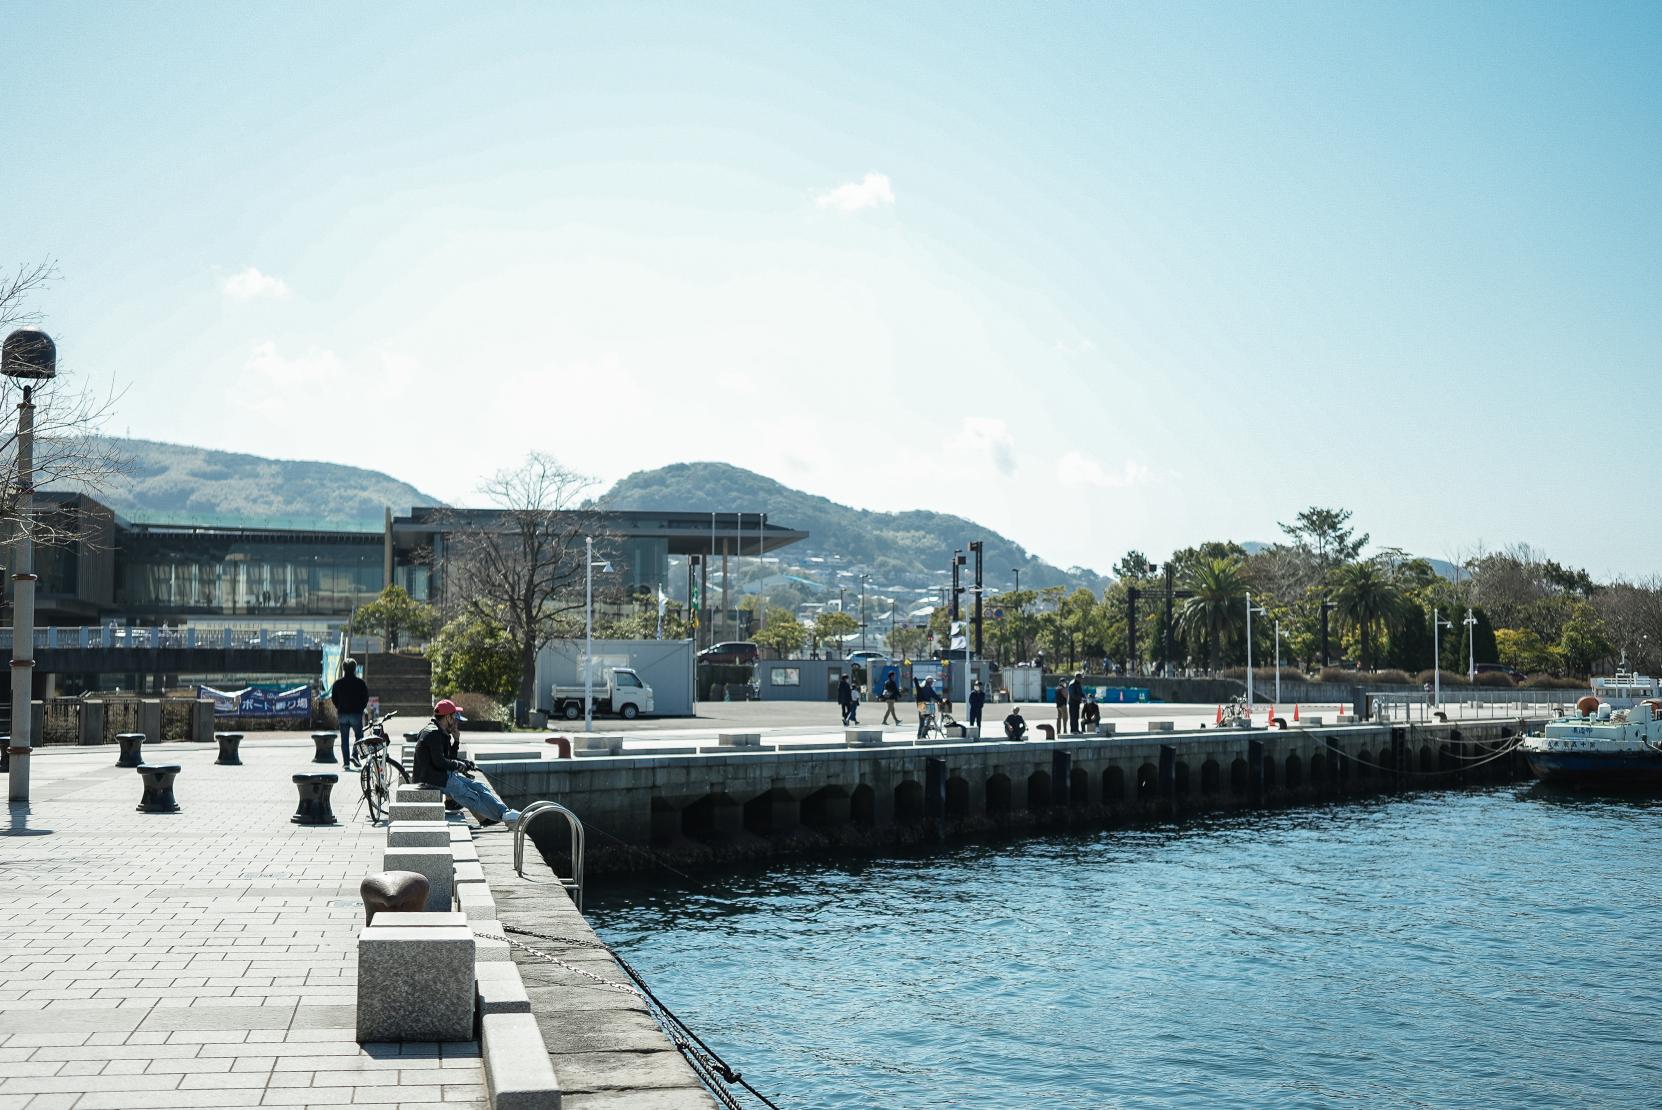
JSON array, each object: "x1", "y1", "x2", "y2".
[{"x1": 3, "y1": 1, "x2": 1658, "y2": 577}]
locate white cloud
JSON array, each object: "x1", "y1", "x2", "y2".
[
  {"x1": 1056, "y1": 451, "x2": 1150, "y2": 489},
  {"x1": 815, "y1": 172, "x2": 895, "y2": 212},
  {"x1": 221, "y1": 266, "x2": 292, "y2": 300},
  {"x1": 962, "y1": 417, "x2": 1017, "y2": 477},
  {"x1": 244, "y1": 339, "x2": 342, "y2": 387}
]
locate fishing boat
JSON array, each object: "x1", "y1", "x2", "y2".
[{"x1": 1519, "y1": 695, "x2": 1662, "y2": 787}]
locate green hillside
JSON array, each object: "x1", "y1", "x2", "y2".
[
  {"x1": 53, "y1": 437, "x2": 440, "y2": 531},
  {"x1": 600, "y1": 461, "x2": 1108, "y2": 593}
]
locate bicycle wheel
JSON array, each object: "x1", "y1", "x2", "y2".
[{"x1": 360, "y1": 758, "x2": 385, "y2": 823}]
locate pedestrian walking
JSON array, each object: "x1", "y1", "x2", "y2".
[
  {"x1": 1067, "y1": 672, "x2": 1084, "y2": 734},
  {"x1": 847, "y1": 683, "x2": 861, "y2": 725},
  {"x1": 329, "y1": 658, "x2": 369, "y2": 769},
  {"x1": 968, "y1": 680, "x2": 985, "y2": 729},
  {"x1": 880, "y1": 672, "x2": 901, "y2": 725},
  {"x1": 917, "y1": 678, "x2": 939, "y2": 740},
  {"x1": 836, "y1": 675, "x2": 854, "y2": 726}
]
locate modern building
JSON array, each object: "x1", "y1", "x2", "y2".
[{"x1": 6, "y1": 496, "x2": 808, "y2": 644}]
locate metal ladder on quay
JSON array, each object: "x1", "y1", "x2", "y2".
[{"x1": 513, "y1": 801, "x2": 586, "y2": 911}]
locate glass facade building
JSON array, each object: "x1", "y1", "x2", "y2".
[{"x1": 116, "y1": 526, "x2": 384, "y2": 619}]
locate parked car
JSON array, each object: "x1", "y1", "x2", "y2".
[
  {"x1": 699, "y1": 641, "x2": 759, "y2": 665},
  {"x1": 845, "y1": 650, "x2": 887, "y2": 666}
]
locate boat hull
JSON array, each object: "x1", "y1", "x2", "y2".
[{"x1": 1524, "y1": 750, "x2": 1662, "y2": 788}]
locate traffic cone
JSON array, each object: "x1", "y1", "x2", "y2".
[
  {"x1": 1293, "y1": 703, "x2": 1300, "y2": 722},
  {"x1": 1269, "y1": 703, "x2": 1276, "y2": 723},
  {"x1": 1216, "y1": 704, "x2": 1223, "y2": 724}
]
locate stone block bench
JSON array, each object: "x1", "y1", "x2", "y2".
[
  {"x1": 1148, "y1": 721, "x2": 1175, "y2": 732},
  {"x1": 387, "y1": 819, "x2": 450, "y2": 848},
  {"x1": 356, "y1": 913, "x2": 474, "y2": 1043},
  {"x1": 389, "y1": 800, "x2": 446, "y2": 823},
  {"x1": 1096, "y1": 723, "x2": 1117, "y2": 737},
  {"x1": 844, "y1": 729, "x2": 884, "y2": 746},
  {"x1": 716, "y1": 732, "x2": 761, "y2": 748},
  {"x1": 383, "y1": 846, "x2": 453, "y2": 912}
]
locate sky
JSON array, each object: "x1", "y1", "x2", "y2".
[{"x1": 2, "y1": 1, "x2": 1659, "y2": 579}]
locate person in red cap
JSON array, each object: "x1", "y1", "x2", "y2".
[{"x1": 412, "y1": 698, "x2": 521, "y2": 827}]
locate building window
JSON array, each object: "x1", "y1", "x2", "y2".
[{"x1": 770, "y1": 667, "x2": 801, "y2": 687}]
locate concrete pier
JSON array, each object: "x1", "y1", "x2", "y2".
[{"x1": 490, "y1": 719, "x2": 1533, "y2": 874}]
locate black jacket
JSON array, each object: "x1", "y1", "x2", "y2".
[
  {"x1": 836, "y1": 677, "x2": 853, "y2": 706},
  {"x1": 330, "y1": 673, "x2": 369, "y2": 715},
  {"x1": 413, "y1": 720, "x2": 467, "y2": 788},
  {"x1": 1067, "y1": 679, "x2": 1083, "y2": 705}
]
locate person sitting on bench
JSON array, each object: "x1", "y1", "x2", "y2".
[
  {"x1": 414, "y1": 698, "x2": 521, "y2": 828},
  {"x1": 1080, "y1": 695, "x2": 1101, "y2": 732},
  {"x1": 1004, "y1": 706, "x2": 1028, "y2": 742}
]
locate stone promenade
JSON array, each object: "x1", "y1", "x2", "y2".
[{"x1": 0, "y1": 733, "x2": 487, "y2": 1109}]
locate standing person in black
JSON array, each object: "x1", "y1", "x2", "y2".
[
  {"x1": 880, "y1": 672, "x2": 902, "y2": 725},
  {"x1": 1067, "y1": 672, "x2": 1084, "y2": 734},
  {"x1": 968, "y1": 681, "x2": 985, "y2": 730},
  {"x1": 329, "y1": 658, "x2": 370, "y2": 769},
  {"x1": 1054, "y1": 681, "x2": 1068, "y2": 735},
  {"x1": 836, "y1": 675, "x2": 854, "y2": 726}
]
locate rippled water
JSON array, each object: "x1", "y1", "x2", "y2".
[{"x1": 586, "y1": 786, "x2": 1662, "y2": 1109}]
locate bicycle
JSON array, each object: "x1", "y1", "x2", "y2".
[
  {"x1": 354, "y1": 711, "x2": 410, "y2": 823},
  {"x1": 1220, "y1": 695, "x2": 1250, "y2": 726}
]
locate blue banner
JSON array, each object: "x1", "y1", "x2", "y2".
[{"x1": 199, "y1": 684, "x2": 313, "y2": 717}]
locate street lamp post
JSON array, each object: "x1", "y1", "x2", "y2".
[
  {"x1": 1274, "y1": 619, "x2": 1284, "y2": 705},
  {"x1": 582, "y1": 536, "x2": 613, "y2": 734},
  {"x1": 1433, "y1": 608, "x2": 1453, "y2": 707},
  {"x1": 1463, "y1": 608, "x2": 1478, "y2": 684},
  {"x1": 859, "y1": 574, "x2": 869, "y2": 653},
  {"x1": 4, "y1": 328, "x2": 54, "y2": 804},
  {"x1": 1245, "y1": 592, "x2": 1266, "y2": 722},
  {"x1": 1012, "y1": 568, "x2": 1020, "y2": 595}
]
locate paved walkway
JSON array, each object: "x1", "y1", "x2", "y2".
[{"x1": 0, "y1": 736, "x2": 487, "y2": 1109}]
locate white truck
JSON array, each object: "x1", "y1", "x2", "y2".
[{"x1": 550, "y1": 667, "x2": 654, "y2": 720}]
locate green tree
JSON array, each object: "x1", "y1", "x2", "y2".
[
  {"x1": 1331, "y1": 559, "x2": 1405, "y2": 671},
  {"x1": 350, "y1": 585, "x2": 437, "y2": 650},
  {"x1": 889, "y1": 624, "x2": 929, "y2": 660},
  {"x1": 753, "y1": 606, "x2": 806, "y2": 658},
  {"x1": 813, "y1": 610, "x2": 859, "y2": 657},
  {"x1": 1556, "y1": 600, "x2": 1612, "y2": 676},
  {"x1": 1496, "y1": 628, "x2": 1561, "y2": 674},
  {"x1": 1385, "y1": 604, "x2": 1432, "y2": 673},
  {"x1": 1280, "y1": 507, "x2": 1368, "y2": 571},
  {"x1": 1112, "y1": 551, "x2": 1158, "y2": 581},
  {"x1": 427, "y1": 613, "x2": 519, "y2": 703},
  {"x1": 1178, "y1": 557, "x2": 1247, "y2": 672}
]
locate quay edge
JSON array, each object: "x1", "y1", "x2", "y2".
[{"x1": 488, "y1": 720, "x2": 1539, "y2": 876}]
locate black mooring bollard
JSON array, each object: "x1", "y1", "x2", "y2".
[
  {"x1": 116, "y1": 732, "x2": 146, "y2": 768},
  {"x1": 1, "y1": 734, "x2": 8, "y2": 774},
  {"x1": 215, "y1": 732, "x2": 244, "y2": 766},
  {"x1": 136, "y1": 764, "x2": 182, "y2": 813},
  {"x1": 310, "y1": 732, "x2": 337, "y2": 764},
  {"x1": 291, "y1": 772, "x2": 339, "y2": 825}
]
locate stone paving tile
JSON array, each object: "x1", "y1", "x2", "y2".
[{"x1": 0, "y1": 738, "x2": 487, "y2": 1108}]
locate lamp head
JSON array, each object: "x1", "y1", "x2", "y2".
[{"x1": 2, "y1": 328, "x2": 56, "y2": 380}]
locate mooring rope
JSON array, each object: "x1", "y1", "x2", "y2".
[
  {"x1": 1319, "y1": 730, "x2": 1528, "y2": 777},
  {"x1": 491, "y1": 924, "x2": 783, "y2": 1110}
]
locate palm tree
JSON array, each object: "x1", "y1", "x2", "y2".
[
  {"x1": 1331, "y1": 559, "x2": 1405, "y2": 670},
  {"x1": 1178, "y1": 557, "x2": 1247, "y2": 672}
]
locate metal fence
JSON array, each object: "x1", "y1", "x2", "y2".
[{"x1": 0, "y1": 626, "x2": 338, "y2": 651}]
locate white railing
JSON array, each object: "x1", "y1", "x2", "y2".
[{"x1": 0, "y1": 626, "x2": 339, "y2": 651}]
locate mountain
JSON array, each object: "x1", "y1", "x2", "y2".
[
  {"x1": 600, "y1": 461, "x2": 1109, "y2": 595},
  {"x1": 53, "y1": 437, "x2": 440, "y2": 531}
]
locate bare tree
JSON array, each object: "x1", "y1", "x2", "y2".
[
  {"x1": 441, "y1": 453, "x2": 610, "y2": 724},
  {"x1": 0, "y1": 260, "x2": 124, "y2": 553}
]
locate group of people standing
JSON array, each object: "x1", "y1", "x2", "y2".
[{"x1": 1052, "y1": 672, "x2": 1101, "y2": 735}]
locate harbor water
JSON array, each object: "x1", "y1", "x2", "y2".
[{"x1": 587, "y1": 785, "x2": 1662, "y2": 1108}]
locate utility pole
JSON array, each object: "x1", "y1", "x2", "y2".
[
  {"x1": 1162, "y1": 563, "x2": 1176, "y2": 675},
  {"x1": 969, "y1": 541, "x2": 984, "y2": 658},
  {"x1": 1126, "y1": 586, "x2": 1139, "y2": 671}
]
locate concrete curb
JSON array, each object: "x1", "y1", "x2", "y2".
[{"x1": 481, "y1": 1009, "x2": 562, "y2": 1110}]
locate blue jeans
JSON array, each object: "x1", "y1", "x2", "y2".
[
  {"x1": 444, "y1": 771, "x2": 514, "y2": 822},
  {"x1": 338, "y1": 713, "x2": 364, "y2": 764}
]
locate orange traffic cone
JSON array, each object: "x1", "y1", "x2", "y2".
[
  {"x1": 1269, "y1": 703, "x2": 1276, "y2": 723},
  {"x1": 1216, "y1": 704, "x2": 1223, "y2": 724},
  {"x1": 1293, "y1": 703, "x2": 1300, "y2": 722}
]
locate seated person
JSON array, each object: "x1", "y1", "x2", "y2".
[
  {"x1": 414, "y1": 698, "x2": 521, "y2": 828},
  {"x1": 1080, "y1": 695, "x2": 1101, "y2": 731},
  {"x1": 1004, "y1": 707, "x2": 1028, "y2": 741}
]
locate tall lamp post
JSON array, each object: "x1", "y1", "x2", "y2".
[
  {"x1": 4, "y1": 328, "x2": 53, "y2": 804},
  {"x1": 582, "y1": 536, "x2": 612, "y2": 734},
  {"x1": 1274, "y1": 619, "x2": 1284, "y2": 705},
  {"x1": 1432, "y1": 608, "x2": 1453, "y2": 707},
  {"x1": 1245, "y1": 592, "x2": 1266, "y2": 722},
  {"x1": 1463, "y1": 608, "x2": 1478, "y2": 684},
  {"x1": 858, "y1": 574, "x2": 869, "y2": 653}
]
